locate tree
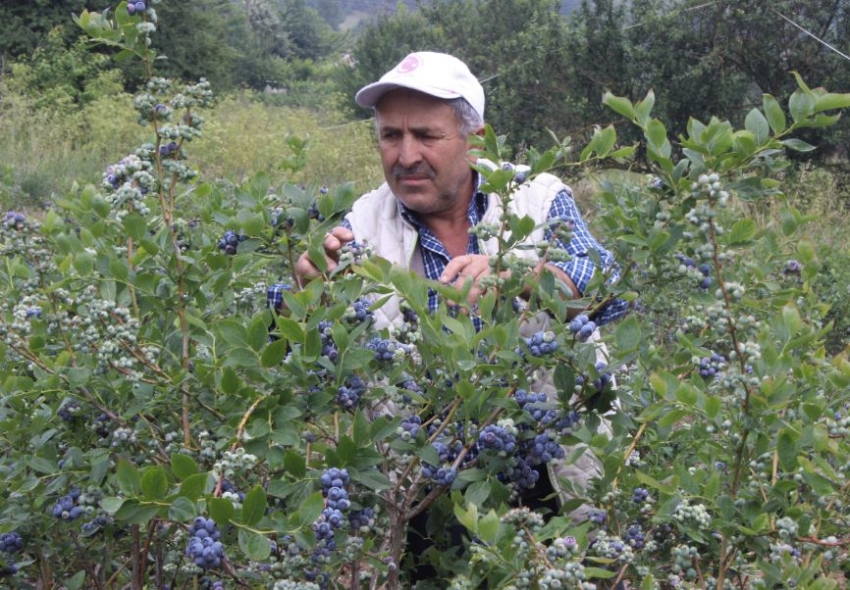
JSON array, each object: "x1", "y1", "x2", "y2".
[
  {"x1": 337, "y1": 4, "x2": 446, "y2": 119},
  {"x1": 0, "y1": 0, "x2": 111, "y2": 59}
]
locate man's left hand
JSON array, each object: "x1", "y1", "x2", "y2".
[{"x1": 439, "y1": 254, "x2": 496, "y2": 306}]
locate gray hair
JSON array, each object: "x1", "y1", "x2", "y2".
[
  {"x1": 448, "y1": 97, "x2": 484, "y2": 136},
  {"x1": 373, "y1": 96, "x2": 484, "y2": 137}
]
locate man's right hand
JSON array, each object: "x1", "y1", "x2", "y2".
[{"x1": 294, "y1": 226, "x2": 355, "y2": 286}]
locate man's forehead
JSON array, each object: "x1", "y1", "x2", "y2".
[{"x1": 375, "y1": 91, "x2": 456, "y2": 130}]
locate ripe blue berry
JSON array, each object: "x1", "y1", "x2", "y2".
[
  {"x1": 0, "y1": 532, "x2": 23, "y2": 554},
  {"x1": 632, "y1": 487, "x2": 650, "y2": 503},
  {"x1": 336, "y1": 375, "x2": 366, "y2": 410},
  {"x1": 185, "y1": 517, "x2": 224, "y2": 570},
  {"x1": 52, "y1": 489, "x2": 83, "y2": 521},
  {"x1": 216, "y1": 229, "x2": 247, "y2": 255},
  {"x1": 523, "y1": 330, "x2": 558, "y2": 356}
]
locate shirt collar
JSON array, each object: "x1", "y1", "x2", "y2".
[{"x1": 399, "y1": 172, "x2": 488, "y2": 229}]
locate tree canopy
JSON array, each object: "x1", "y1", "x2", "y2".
[{"x1": 2, "y1": 0, "x2": 848, "y2": 161}]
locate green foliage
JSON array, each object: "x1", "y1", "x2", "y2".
[
  {"x1": 2, "y1": 4, "x2": 850, "y2": 590},
  {"x1": 0, "y1": 0, "x2": 112, "y2": 57},
  {"x1": 3, "y1": 27, "x2": 122, "y2": 112},
  {"x1": 335, "y1": 4, "x2": 447, "y2": 118}
]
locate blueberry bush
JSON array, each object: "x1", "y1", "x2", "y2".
[{"x1": 2, "y1": 3, "x2": 850, "y2": 589}]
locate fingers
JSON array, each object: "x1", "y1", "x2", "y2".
[
  {"x1": 294, "y1": 226, "x2": 355, "y2": 286},
  {"x1": 439, "y1": 255, "x2": 488, "y2": 285},
  {"x1": 327, "y1": 226, "x2": 354, "y2": 248},
  {"x1": 440, "y1": 255, "x2": 490, "y2": 305}
]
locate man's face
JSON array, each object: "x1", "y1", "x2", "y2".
[{"x1": 375, "y1": 89, "x2": 477, "y2": 218}]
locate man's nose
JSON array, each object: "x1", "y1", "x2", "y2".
[{"x1": 397, "y1": 135, "x2": 422, "y2": 167}]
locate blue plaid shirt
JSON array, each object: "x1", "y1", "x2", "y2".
[{"x1": 268, "y1": 175, "x2": 629, "y2": 326}]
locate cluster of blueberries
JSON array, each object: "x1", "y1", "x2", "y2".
[
  {"x1": 568, "y1": 314, "x2": 597, "y2": 342},
  {"x1": 676, "y1": 254, "x2": 713, "y2": 290},
  {"x1": 698, "y1": 353, "x2": 727, "y2": 379},
  {"x1": 336, "y1": 375, "x2": 367, "y2": 410},
  {"x1": 397, "y1": 415, "x2": 422, "y2": 442},
  {"x1": 126, "y1": 1, "x2": 148, "y2": 15},
  {"x1": 516, "y1": 389, "x2": 581, "y2": 437},
  {"x1": 52, "y1": 489, "x2": 84, "y2": 521},
  {"x1": 365, "y1": 336, "x2": 411, "y2": 362},
  {"x1": 159, "y1": 141, "x2": 179, "y2": 157},
  {"x1": 523, "y1": 330, "x2": 559, "y2": 357},
  {"x1": 0, "y1": 531, "x2": 23, "y2": 576},
  {"x1": 184, "y1": 516, "x2": 225, "y2": 571},
  {"x1": 313, "y1": 468, "x2": 352, "y2": 563},
  {"x1": 345, "y1": 297, "x2": 375, "y2": 325},
  {"x1": 420, "y1": 392, "x2": 575, "y2": 492},
  {"x1": 217, "y1": 230, "x2": 247, "y2": 255},
  {"x1": 421, "y1": 432, "x2": 466, "y2": 487},
  {"x1": 2, "y1": 211, "x2": 26, "y2": 230}
]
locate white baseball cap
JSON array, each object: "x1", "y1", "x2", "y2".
[{"x1": 355, "y1": 52, "x2": 485, "y2": 119}]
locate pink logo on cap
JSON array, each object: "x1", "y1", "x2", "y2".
[{"x1": 396, "y1": 55, "x2": 421, "y2": 74}]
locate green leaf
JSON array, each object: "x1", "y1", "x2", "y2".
[
  {"x1": 465, "y1": 480, "x2": 492, "y2": 507},
  {"x1": 101, "y1": 497, "x2": 126, "y2": 515},
  {"x1": 247, "y1": 315, "x2": 271, "y2": 352},
  {"x1": 614, "y1": 314, "x2": 641, "y2": 352},
  {"x1": 788, "y1": 89, "x2": 815, "y2": 122},
  {"x1": 657, "y1": 408, "x2": 688, "y2": 428},
  {"x1": 780, "y1": 208, "x2": 798, "y2": 235},
  {"x1": 179, "y1": 473, "x2": 211, "y2": 500},
  {"x1": 114, "y1": 501, "x2": 160, "y2": 524},
  {"x1": 634, "y1": 90, "x2": 655, "y2": 127},
  {"x1": 584, "y1": 566, "x2": 617, "y2": 579},
  {"x1": 777, "y1": 429, "x2": 799, "y2": 472},
  {"x1": 209, "y1": 497, "x2": 235, "y2": 525},
  {"x1": 168, "y1": 497, "x2": 196, "y2": 522},
  {"x1": 351, "y1": 469, "x2": 391, "y2": 491},
  {"x1": 140, "y1": 466, "x2": 169, "y2": 501},
  {"x1": 781, "y1": 138, "x2": 816, "y2": 152},
  {"x1": 219, "y1": 320, "x2": 250, "y2": 348},
  {"x1": 117, "y1": 458, "x2": 142, "y2": 495},
  {"x1": 634, "y1": 470, "x2": 677, "y2": 495},
  {"x1": 602, "y1": 92, "x2": 635, "y2": 120},
  {"x1": 727, "y1": 218, "x2": 757, "y2": 245},
  {"x1": 674, "y1": 383, "x2": 698, "y2": 406},
  {"x1": 220, "y1": 367, "x2": 241, "y2": 395},
  {"x1": 261, "y1": 338, "x2": 289, "y2": 367},
  {"x1": 121, "y1": 212, "x2": 148, "y2": 241},
  {"x1": 744, "y1": 108, "x2": 769, "y2": 145},
  {"x1": 64, "y1": 571, "x2": 87, "y2": 590},
  {"x1": 645, "y1": 119, "x2": 668, "y2": 153},
  {"x1": 284, "y1": 451, "x2": 306, "y2": 478},
  {"x1": 763, "y1": 94, "x2": 786, "y2": 133},
  {"x1": 453, "y1": 502, "x2": 478, "y2": 534},
  {"x1": 704, "y1": 395, "x2": 721, "y2": 419},
  {"x1": 239, "y1": 528, "x2": 271, "y2": 561},
  {"x1": 478, "y1": 510, "x2": 500, "y2": 544},
  {"x1": 241, "y1": 486, "x2": 267, "y2": 527},
  {"x1": 171, "y1": 453, "x2": 198, "y2": 479},
  {"x1": 295, "y1": 492, "x2": 325, "y2": 527},
  {"x1": 813, "y1": 91, "x2": 850, "y2": 113}
]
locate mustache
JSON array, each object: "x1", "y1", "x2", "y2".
[{"x1": 392, "y1": 164, "x2": 436, "y2": 179}]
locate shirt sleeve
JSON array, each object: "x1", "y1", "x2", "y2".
[{"x1": 544, "y1": 188, "x2": 630, "y2": 325}]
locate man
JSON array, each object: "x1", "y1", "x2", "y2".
[
  {"x1": 293, "y1": 52, "x2": 628, "y2": 330},
  {"x1": 274, "y1": 50, "x2": 629, "y2": 580}
]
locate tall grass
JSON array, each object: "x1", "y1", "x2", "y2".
[{"x1": 0, "y1": 88, "x2": 384, "y2": 210}]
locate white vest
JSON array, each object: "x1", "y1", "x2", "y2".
[{"x1": 346, "y1": 172, "x2": 566, "y2": 331}]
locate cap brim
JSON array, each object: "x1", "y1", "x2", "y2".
[{"x1": 355, "y1": 81, "x2": 461, "y2": 109}]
